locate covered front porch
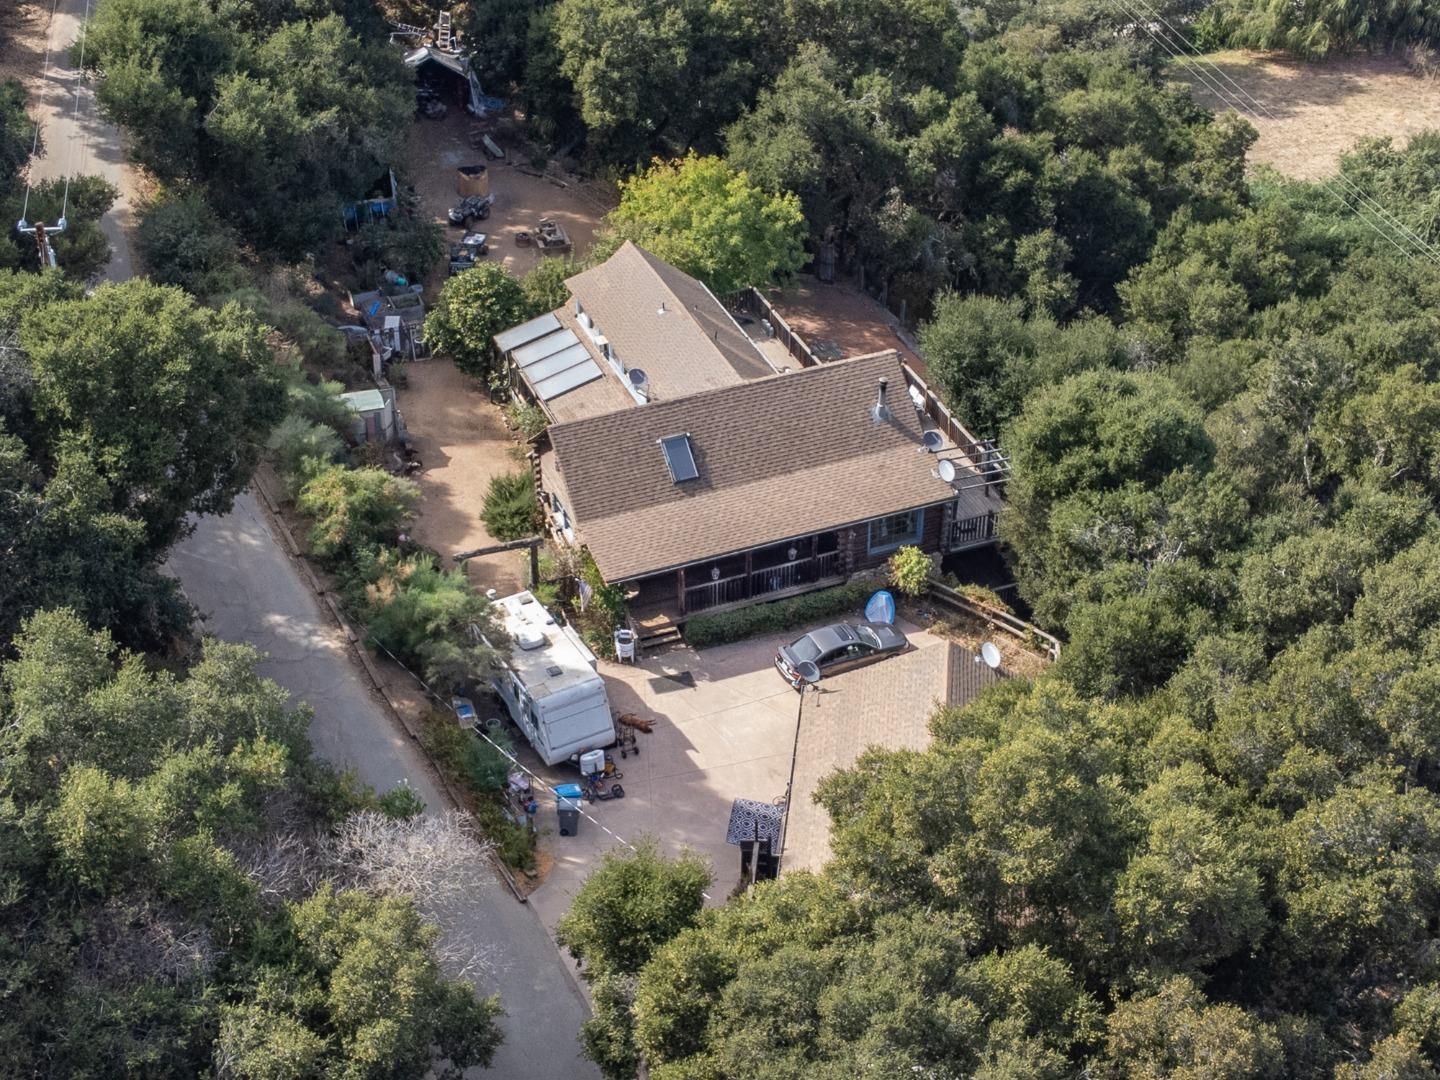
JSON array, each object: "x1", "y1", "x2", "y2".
[{"x1": 627, "y1": 531, "x2": 846, "y2": 627}]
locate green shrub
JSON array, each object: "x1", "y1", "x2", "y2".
[
  {"x1": 424, "y1": 264, "x2": 531, "y2": 378},
  {"x1": 269, "y1": 414, "x2": 343, "y2": 493},
  {"x1": 136, "y1": 191, "x2": 246, "y2": 296},
  {"x1": 345, "y1": 548, "x2": 503, "y2": 686},
  {"x1": 296, "y1": 465, "x2": 417, "y2": 562},
  {"x1": 475, "y1": 798, "x2": 536, "y2": 870},
  {"x1": 887, "y1": 545, "x2": 935, "y2": 596},
  {"x1": 280, "y1": 364, "x2": 352, "y2": 432},
  {"x1": 222, "y1": 286, "x2": 347, "y2": 368},
  {"x1": 378, "y1": 783, "x2": 426, "y2": 820},
  {"x1": 357, "y1": 217, "x2": 445, "y2": 282},
  {"x1": 481, "y1": 470, "x2": 543, "y2": 541},
  {"x1": 463, "y1": 728, "x2": 514, "y2": 793},
  {"x1": 684, "y1": 580, "x2": 874, "y2": 648},
  {"x1": 506, "y1": 400, "x2": 550, "y2": 440}
]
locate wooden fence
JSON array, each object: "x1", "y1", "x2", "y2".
[
  {"x1": 726, "y1": 287, "x2": 821, "y2": 369},
  {"x1": 925, "y1": 579, "x2": 1061, "y2": 662}
]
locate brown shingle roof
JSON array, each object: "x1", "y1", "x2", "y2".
[
  {"x1": 547, "y1": 351, "x2": 991, "y2": 581},
  {"x1": 564, "y1": 241, "x2": 775, "y2": 402}
]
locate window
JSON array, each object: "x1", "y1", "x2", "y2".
[
  {"x1": 659, "y1": 433, "x2": 699, "y2": 483},
  {"x1": 867, "y1": 509, "x2": 923, "y2": 554}
]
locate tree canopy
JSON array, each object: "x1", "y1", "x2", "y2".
[
  {"x1": 565, "y1": 117, "x2": 1440, "y2": 1080},
  {"x1": 85, "y1": 0, "x2": 411, "y2": 257},
  {"x1": 609, "y1": 153, "x2": 806, "y2": 295},
  {"x1": 0, "y1": 609, "x2": 503, "y2": 1077},
  {"x1": 0, "y1": 273, "x2": 283, "y2": 648}
]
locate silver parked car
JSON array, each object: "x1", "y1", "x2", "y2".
[{"x1": 775, "y1": 622, "x2": 908, "y2": 687}]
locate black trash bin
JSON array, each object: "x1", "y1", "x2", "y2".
[{"x1": 556, "y1": 784, "x2": 583, "y2": 837}]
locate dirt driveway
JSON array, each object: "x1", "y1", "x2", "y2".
[
  {"x1": 522, "y1": 616, "x2": 945, "y2": 930},
  {"x1": 397, "y1": 358, "x2": 528, "y2": 595}
]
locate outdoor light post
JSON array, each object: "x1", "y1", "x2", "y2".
[{"x1": 776, "y1": 661, "x2": 821, "y2": 866}]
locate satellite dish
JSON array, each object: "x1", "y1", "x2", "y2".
[
  {"x1": 795, "y1": 661, "x2": 821, "y2": 686},
  {"x1": 937, "y1": 459, "x2": 958, "y2": 484},
  {"x1": 629, "y1": 368, "x2": 648, "y2": 387},
  {"x1": 980, "y1": 641, "x2": 1002, "y2": 670},
  {"x1": 921, "y1": 430, "x2": 944, "y2": 453}
]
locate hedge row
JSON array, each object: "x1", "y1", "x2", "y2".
[{"x1": 683, "y1": 580, "x2": 875, "y2": 649}]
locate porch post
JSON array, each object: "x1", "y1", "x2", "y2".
[
  {"x1": 676, "y1": 567, "x2": 687, "y2": 615},
  {"x1": 744, "y1": 550, "x2": 754, "y2": 599}
]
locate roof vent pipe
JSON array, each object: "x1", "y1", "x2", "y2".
[{"x1": 872, "y1": 376, "x2": 891, "y2": 423}]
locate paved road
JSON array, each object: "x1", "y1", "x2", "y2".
[
  {"x1": 22, "y1": 0, "x2": 598, "y2": 1072},
  {"x1": 168, "y1": 496, "x2": 597, "y2": 1077},
  {"x1": 24, "y1": 0, "x2": 133, "y2": 278}
]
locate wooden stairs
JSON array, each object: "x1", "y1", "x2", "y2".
[{"x1": 630, "y1": 608, "x2": 684, "y2": 651}]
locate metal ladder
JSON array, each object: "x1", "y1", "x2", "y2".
[{"x1": 435, "y1": 10, "x2": 454, "y2": 51}]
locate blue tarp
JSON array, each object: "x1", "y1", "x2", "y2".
[{"x1": 864, "y1": 589, "x2": 896, "y2": 625}]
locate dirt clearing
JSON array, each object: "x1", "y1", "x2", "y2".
[
  {"x1": 396, "y1": 358, "x2": 529, "y2": 597},
  {"x1": 1171, "y1": 50, "x2": 1440, "y2": 180},
  {"x1": 404, "y1": 111, "x2": 613, "y2": 281},
  {"x1": 764, "y1": 275, "x2": 925, "y2": 369}
]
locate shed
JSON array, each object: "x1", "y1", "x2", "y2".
[
  {"x1": 403, "y1": 46, "x2": 486, "y2": 114},
  {"x1": 341, "y1": 387, "x2": 398, "y2": 445}
]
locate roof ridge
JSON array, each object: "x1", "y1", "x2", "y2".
[{"x1": 548, "y1": 349, "x2": 905, "y2": 437}]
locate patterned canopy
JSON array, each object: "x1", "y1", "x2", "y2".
[{"x1": 726, "y1": 799, "x2": 783, "y2": 845}]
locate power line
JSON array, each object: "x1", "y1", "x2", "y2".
[
  {"x1": 1112, "y1": 0, "x2": 1440, "y2": 269},
  {"x1": 19, "y1": 0, "x2": 66, "y2": 223},
  {"x1": 60, "y1": 0, "x2": 95, "y2": 221},
  {"x1": 1120, "y1": 0, "x2": 1440, "y2": 266}
]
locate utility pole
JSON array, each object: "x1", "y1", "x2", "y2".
[{"x1": 15, "y1": 217, "x2": 65, "y2": 270}]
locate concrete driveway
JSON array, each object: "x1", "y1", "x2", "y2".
[{"x1": 525, "y1": 616, "x2": 941, "y2": 929}]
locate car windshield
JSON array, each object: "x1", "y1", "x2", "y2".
[
  {"x1": 857, "y1": 626, "x2": 882, "y2": 649},
  {"x1": 789, "y1": 636, "x2": 823, "y2": 663}
]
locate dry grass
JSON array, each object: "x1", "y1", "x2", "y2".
[{"x1": 1171, "y1": 49, "x2": 1440, "y2": 179}]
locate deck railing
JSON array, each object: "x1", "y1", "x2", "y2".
[
  {"x1": 947, "y1": 511, "x2": 997, "y2": 551},
  {"x1": 683, "y1": 550, "x2": 843, "y2": 613}
]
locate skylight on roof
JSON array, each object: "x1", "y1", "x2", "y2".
[{"x1": 659, "y1": 434, "x2": 698, "y2": 483}]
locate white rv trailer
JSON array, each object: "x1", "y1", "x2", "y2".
[{"x1": 491, "y1": 591, "x2": 616, "y2": 766}]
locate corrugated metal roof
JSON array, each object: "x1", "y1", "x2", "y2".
[{"x1": 341, "y1": 389, "x2": 386, "y2": 413}]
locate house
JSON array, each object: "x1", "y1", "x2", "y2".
[
  {"x1": 493, "y1": 240, "x2": 779, "y2": 424},
  {"x1": 492, "y1": 243, "x2": 1003, "y2": 640}
]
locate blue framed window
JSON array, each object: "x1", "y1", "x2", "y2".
[{"x1": 867, "y1": 509, "x2": 923, "y2": 554}]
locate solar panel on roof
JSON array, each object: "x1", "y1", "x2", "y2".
[
  {"x1": 523, "y1": 342, "x2": 593, "y2": 384},
  {"x1": 659, "y1": 434, "x2": 698, "y2": 483},
  {"x1": 513, "y1": 328, "x2": 580, "y2": 368},
  {"x1": 534, "y1": 359, "x2": 603, "y2": 401},
  {"x1": 494, "y1": 311, "x2": 562, "y2": 352}
]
